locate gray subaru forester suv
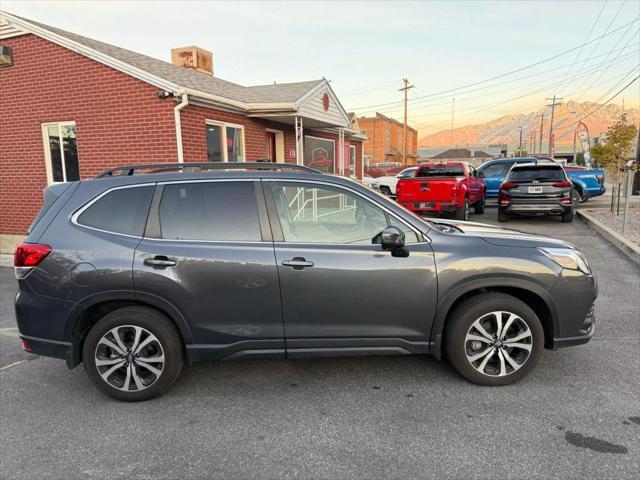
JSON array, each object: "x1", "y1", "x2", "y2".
[{"x1": 14, "y1": 163, "x2": 596, "y2": 401}]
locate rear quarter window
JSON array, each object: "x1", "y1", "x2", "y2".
[
  {"x1": 416, "y1": 165, "x2": 465, "y2": 177},
  {"x1": 76, "y1": 185, "x2": 154, "y2": 236}
]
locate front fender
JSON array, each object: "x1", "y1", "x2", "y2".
[{"x1": 428, "y1": 276, "x2": 560, "y2": 360}]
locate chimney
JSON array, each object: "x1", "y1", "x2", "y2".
[{"x1": 171, "y1": 46, "x2": 213, "y2": 75}]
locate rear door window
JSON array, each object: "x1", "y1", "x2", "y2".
[
  {"x1": 508, "y1": 166, "x2": 566, "y2": 183},
  {"x1": 158, "y1": 181, "x2": 261, "y2": 241},
  {"x1": 76, "y1": 185, "x2": 154, "y2": 236}
]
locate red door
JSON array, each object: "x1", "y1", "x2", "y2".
[{"x1": 265, "y1": 132, "x2": 276, "y2": 162}]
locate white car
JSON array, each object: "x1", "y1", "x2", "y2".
[{"x1": 371, "y1": 167, "x2": 418, "y2": 196}]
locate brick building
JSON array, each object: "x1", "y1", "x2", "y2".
[
  {"x1": 357, "y1": 112, "x2": 418, "y2": 167},
  {"x1": 0, "y1": 12, "x2": 367, "y2": 252}
]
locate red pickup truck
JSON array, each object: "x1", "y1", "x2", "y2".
[{"x1": 395, "y1": 162, "x2": 485, "y2": 220}]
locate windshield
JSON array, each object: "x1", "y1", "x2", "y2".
[
  {"x1": 507, "y1": 166, "x2": 566, "y2": 183},
  {"x1": 416, "y1": 164, "x2": 465, "y2": 177}
]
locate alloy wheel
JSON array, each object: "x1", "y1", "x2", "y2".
[
  {"x1": 464, "y1": 311, "x2": 533, "y2": 377},
  {"x1": 94, "y1": 325, "x2": 165, "y2": 392}
]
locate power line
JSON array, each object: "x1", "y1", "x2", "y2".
[
  {"x1": 349, "y1": 17, "x2": 639, "y2": 112},
  {"x1": 566, "y1": 1, "x2": 628, "y2": 95},
  {"x1": 558, "y1": 0, "x2": 608, "y2": 93},
  {"x1": 377, "y1": 47, "x2": 639, "y2": 118},
  {"x1": 555, "y1": 73, "x2": 640, "y2": 132}
]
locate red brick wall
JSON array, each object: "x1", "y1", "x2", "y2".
[{"x1": 0, "y1": 33, "x2": 177, "y2": 235}]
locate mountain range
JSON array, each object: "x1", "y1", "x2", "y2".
[{"x1": 417, "y1": 101, "x2": 639, "y2": 149}]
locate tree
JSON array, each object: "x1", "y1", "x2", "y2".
[
  {"x1": 591, "y1": 113, "x2": 637, "y2": 174},
  {"x1": 590, "y1": 113, "x2": 638, "y2": 213}
]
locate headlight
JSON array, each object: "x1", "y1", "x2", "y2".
[
  {"x1": 539, "y1": 247, "x2": 591, "y2": 274},
  {"x1": 371, "y1": 182, "x2": 380, "y2": 189}
]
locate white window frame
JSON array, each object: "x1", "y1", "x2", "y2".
[
  {"x1": 349, "y1": 145, "x2": 357, "y2": 178},
  {"x1": 304, "y1": 134, "x2": 336, "y2": 173},
  {"x1": 205, "y1": 119, "x2": 246, "y2": 162},
  {"x1": 41, "y1": 121, "x2": 77, "y2": 185}
]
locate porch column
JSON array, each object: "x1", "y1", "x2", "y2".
[
  {"x1": 295, "y1": 116, "x2": 304, "y2": 165},
  {"x1": 338, "y1": 128, "x2": 345, "y2": 175}
]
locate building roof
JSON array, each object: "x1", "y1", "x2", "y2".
[
  {"x1": 431, "y1": 148, "x2": 473, "y2": 159},
  {"x1": 358, "y1": 112, "x2": 418, "y2": 133},
  {"x1": 473, "y1": 150, "x2": 492, "y2": 158},
  {"x1": 5, "y1": 14, "x2": 324, "y2": 105}
]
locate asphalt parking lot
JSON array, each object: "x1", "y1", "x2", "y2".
[{"x1": 1, "y1": 210, "x2": 639, "y2": 479}]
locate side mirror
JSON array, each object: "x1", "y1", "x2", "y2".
[
  {"x1": 372, "y1": 226, "x2": 409, "y2": 257},
  {"x1": 478, "y1": 171, "x2": 486, "y2": 178}
]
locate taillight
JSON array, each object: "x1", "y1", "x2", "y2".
[
  {"x1": 500, "y1": 182, "x2": 517, "y2": 190},
  {"x1": 553, "y1": 181, "x2": 572, "y2": 188},
  {"x1": 21, "y1": 338, "x2": 32, "y2": 351},
  {"x1": 14, "y1": 243, "x2": 52, "y2": 267}
]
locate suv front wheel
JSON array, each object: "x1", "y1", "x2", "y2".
[
  {"x1": 445, "y1": 293, "x2": 544, "y2": 386},
  {"x1": 82, "y1": 306, "x2": 184, "y2": 401}
]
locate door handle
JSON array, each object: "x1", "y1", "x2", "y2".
[
  {"x1": 281, "y1": 257, "x2": 314, "y2": 269},
  {"x1": 144, "y1": 256, "x2": 177, "y2": 267}
]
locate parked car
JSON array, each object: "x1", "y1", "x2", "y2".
[
  {"x1": 15, "y1": 162, "x2": 596, "y2": 401},
  {"x1": 371, "y1": 166, "x2": 418, "y2": 196},
  {"x1": 498, "y1": 163, "x2": 574, "y2": 223},
  {"x1": 477, "y1": 157, "x2": 605, "y2": 203},
  {"x1": 396, "y1": 162, "x2": 485, "y2": 220}
]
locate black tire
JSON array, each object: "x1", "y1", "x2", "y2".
[
  {"x1": 498, "y1": 208, "x2": 509, "y2": 222},
  {"x1": 83, "y1": 306, "x2": 184, "y2": 402},
  {"x1": 572, "y1": 188, "x2": 583, "y2": 206},
  {"x1": 380, "y1": 186, "x2": 392, "y2": 196},
  {"x1": 445, "y1": 293, "x2": 544, "y2": 386},
  {"x1": 580, "y1": 195, "x2": 589, "y2": 204},
  {"x1": 474, "y1": 194, "x2": 485, "y2": 214},
  {"x1": 455, "y1": 198, "x2": 470, "y2": 220},
  {"x1": 561, "y1": 209, "x2": 574, "y2": 223}
]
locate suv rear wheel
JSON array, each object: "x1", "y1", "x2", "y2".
[
  {"x1": 82, "y1": 306, "x2": 184, "y2": 401},
  {"x1": 445, "y1": 293, "x2": 544, "y2": 386}
]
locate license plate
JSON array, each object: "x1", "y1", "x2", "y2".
[
  {"x1": 419, "y1": 202, "x2": 433, "y2": 208},
  {"x1": 528, "y1": 186, "x2": 543, "y2": 193}
]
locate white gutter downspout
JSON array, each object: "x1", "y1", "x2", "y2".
[{"x1": 174, "y1": 92, "x2": 189, "y2": 163}]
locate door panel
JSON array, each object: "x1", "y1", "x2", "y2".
[
  {"x1": 275, "y1": 243, "x2": 437, "y2": 341},
  {"x1": 134, "y1": 241, "x2": 283, "y2": 345},
  {"x1": 266, "y1": 180, "x2": 437, "y2": 349},
  {"x1": 133, "y1": 180, "x2": 284, "y2": 359}
]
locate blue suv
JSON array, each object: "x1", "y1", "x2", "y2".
[{"x1": 477, "y1": 157, "x2": 606, "y2": 203}]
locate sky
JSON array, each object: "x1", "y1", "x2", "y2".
[{"x1": 2, "y1": 0, "x2": 639, "y2": 136}]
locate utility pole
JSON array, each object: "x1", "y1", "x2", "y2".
[
  {"x1": 546, "y1": 95, "x2": 563, "y2": 157},
  {"x1": 537, "y1": 113, "x2": 546, "y2": 154},
  {"x1": 518, "y1": 126, "x2": 523, "y2": 155},
  {"x1": 450, "y1": 97, "x2": 456, "y2": 147},
  {"x1": 399, "y1": 78, "x2": 414, "y2": 165}
]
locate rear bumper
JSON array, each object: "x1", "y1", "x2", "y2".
[
  {"x1": 501, "y1": 201, "x2": 571, "y2": 215},
  {"x1": 583, "y1": 185, "x2": 606, "y2": 198},
  {"x1": 401, "y1": 201, "x2": 460, "y2": 213},
  {"x1": 19, "y1": 334, "x2": 71, "y2": 360}
]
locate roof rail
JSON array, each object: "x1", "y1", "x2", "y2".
[{"x1": 95, "y1": 162, "x2": 323, "y2": 178}]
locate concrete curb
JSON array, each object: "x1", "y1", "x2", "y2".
[
  {"x1": 0, "y1": 254, "x2": 13, "y2": 268},
  {"x1": 577, "y1": 210, "x2": 640, "y2": 266}
]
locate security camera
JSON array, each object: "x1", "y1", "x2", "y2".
[{"x1": 156, "y1": 91, "x2": 173, "y2": 99}]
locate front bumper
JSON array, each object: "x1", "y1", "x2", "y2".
[
  {"x1": 548, "y1": 268, "x2": 597, "y2": 349},
  {"x1": 553, "y1": 304, "x2": 595, "y2": 348}
]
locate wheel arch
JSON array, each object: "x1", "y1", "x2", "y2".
[
  {"x1": 430, "y1": 279, "x2": 558, "y2": 360},
  {"x1": 64, "y1": 292, "x2": 193, "y2": 368}
]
